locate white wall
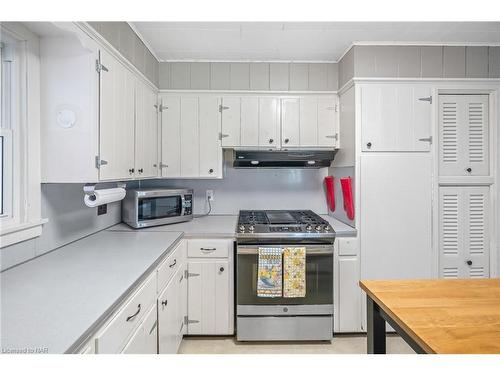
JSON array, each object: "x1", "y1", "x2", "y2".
[
  {"x1": 0, "y1": 184, "x2": 121, "y2": 271},
  {"x1": 140, "y1": 157, "x2": 330, "y2": 215}
]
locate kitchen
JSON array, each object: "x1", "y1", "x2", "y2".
[{"x1": 1, "y1": 2, "x2": 500, "y2": 371}]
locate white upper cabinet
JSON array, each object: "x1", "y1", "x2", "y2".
[
  {"x1": 98, "y1": 49, "x2": 136, "y2": 181},
  {"x1": 160, "y1": 96, "x2": 181, "y2": 177},
  {"x1": 438, "y1": 95, "x2": 489, "y2": 177},
  {"x1": 281, "y1": 99, "x2": 300, "y2": 147},
  {"x1": 360, "y1": 84, "x2": 432, "y2": 152},
  {"x1": 281, "y1": 96, "x2": 338, "y2": 148},
  {"x1": 220, "y1": 97, "x2": 241, "y2": 147},
  {"x1": 134, "y1": 80, "x2": 158, "y2": 179},
  {"x1": 258, "y1": 97, "x2": 280, "y2": 148},
  {"x1": 160, "y1": 94, "x2": 222, "y2": 179},
  {"x1": 199, "y1": 96, "x2": 223, "y2": 178},
  {"x1": 439, "y1": 186, "x2": 490, "y2": 279},
  {"x1": 40, "y1": 29, "x2": 160, "y2": 183},
  {"x1": 222, "y1": 95, "x2": 338, "y2": 149}
]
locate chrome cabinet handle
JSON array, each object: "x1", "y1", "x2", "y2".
[
  {"x1": 200, "y1": 247, "x2": 216, "y2": 251},
  {"x1": 126, "y1": 304, "x2": 141, "y2": 322},
  {"x1": 169, "y1": 259, "x2": 177, "y2": 268}
]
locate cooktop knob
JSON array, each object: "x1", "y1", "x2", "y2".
[
  {"x1": 323, "y1": 225, "x2": 330, "y2": 231},
  {"x1": 306, "y1": 225, "x2": 312, "y2": 231},
  {"x1": 315, "y1": 225, "x2": 322, "y2": 231},
  {"x1": 238, "y1": 225, "x2": 245, "y2": 232},
  {"x1": 249, "y1": 225, "x2": 255, "y2": 231}
]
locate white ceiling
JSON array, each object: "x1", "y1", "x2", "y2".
[{"x1": 132, "y1": 22, "x2": 500, "y2": 62}]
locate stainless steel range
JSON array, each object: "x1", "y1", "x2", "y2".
[{"x1": 236, "y1": 210, "x2": 335, "y2": 341}]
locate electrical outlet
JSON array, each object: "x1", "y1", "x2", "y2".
[{"x1": 206, "y1": 190, "x2": 214, "y2": 201}]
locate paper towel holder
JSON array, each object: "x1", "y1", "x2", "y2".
[{"x1": 83, "y1": 182, "x2": 126, "y2": 198}]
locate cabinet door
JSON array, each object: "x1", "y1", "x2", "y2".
[
  {"x1": 199, "y1": 96, "x2": 222, "y2": 178},
  {"x1": 440, "y1": 186, "x2": 490, "y2": 279},
  {"x1": 258, "y1": 97, "x2": 279, "y2": 148},
  {"x1": 360, "y1": 153, "x2": 433, "y2": 279},
  {"x1": 135, "y1": 81, "x2": 158, "y2": 178},
  {"x1": 160, "y1": 96, "x2": 181, "y2": 177},
  {"x1": 281, "y1": 98, "x2": 300, "y2": 147},
  {"x1": 220, "y1": 97, "x2": 241, "y2": 147},
  {"x1": 177, "y1": 264, "x2": 188, "y2": 338},
  {"x1": 187, "y1": 260, "x2": 230, "y2": 335},
  {"x1": 180, "y1": 97, "x2": 200, "y2": 177},
  {"x1": 99, "y1": 49, "x2": 135, "y2": 180},
  {"x1": 317, "y1": 97, "x2": 338, "y2": 147},
  {"x1": 121, "y1": 304, "x2": 158, "y2": 354},
  {"x1": 360, "y1": 84, "x2": 432, "y2": 152},
  {"x1": 157, "y1": 276, "x2": 178, "y2": 354},
  {"x1": 299, "y1": 97, "x2": 318, "y2": 147},
  {"x1": 337, "y1": 256, "x2": 361, "y2": 332},
  {"x1": 438, "y1": 95, "x2": 489, "y2": 176},
  {"x1": 240, "y1": 97, "x2": 259, "y2": 147}
]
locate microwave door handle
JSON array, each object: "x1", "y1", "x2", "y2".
[{"x1": 180, "y1": 195, "x2": 186, "y2": 216}]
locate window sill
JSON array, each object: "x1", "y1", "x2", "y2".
[{"x1": 0, "y1": 219, "x2": 48, "y2": 248}]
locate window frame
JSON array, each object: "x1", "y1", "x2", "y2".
[{"x1": 0, "y1": 22, "x2": 44, "y2": 248}]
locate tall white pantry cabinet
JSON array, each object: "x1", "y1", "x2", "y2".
[{"x1": 334, "y1": 80, "x2": 498, "y2": 332}]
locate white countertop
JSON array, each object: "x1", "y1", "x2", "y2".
[
  {"x1": 0, "y1": 230, "x2": 183, "y2": 354},
  {"x1": 1, "y1": 214, "x2": 356, "y2": 354},
  {"x1": 108, "y1": 214, "x2": 356, "y2": 238}
]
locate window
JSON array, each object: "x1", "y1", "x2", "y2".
[
  {"x1": 1, "y1": 40, "x2": 14, "y2": 219},
  {"x1": 0, "y1": 23, "x2": 43, "y2": 248}
]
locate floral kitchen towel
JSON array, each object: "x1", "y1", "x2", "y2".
[
  {"x1": 257, "y1": 247, "x2": 283, "y2": 297},
  {"x1": 283, "y1": 247, "x2": 306, "y2": 298}
]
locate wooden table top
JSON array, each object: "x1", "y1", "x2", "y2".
[{"x1": 359, "y1": 279, "x2": 500, "y2": 354}]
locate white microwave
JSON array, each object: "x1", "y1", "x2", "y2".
[{"x1": 122, "y1": 188, "x2": 193, "y2": 228}]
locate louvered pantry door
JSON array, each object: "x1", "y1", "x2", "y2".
[
  {"x1": 438, "y1": 95, "x2": 489, "y2": 176},
  {"x1": 439, "y1": 186, "x2": 490, "y2": 279}
]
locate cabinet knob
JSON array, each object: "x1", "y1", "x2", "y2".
[
  {"x1": 209, "y1": 168, "x2": 214, "y2": 174},
  {"x1": 128, "y1": 168, "x2": 135, "y2": 174},
  {"x1": 219, "y1": 267, "x2": 225, "y2": 273},
  {"x1": 466, "y1": 167, "x2": 472, "y2": 173},
  {"x1": 466, "y1": 260, "x2": 473, "y2": 266},
  {"x1": 366, "y1": 142, "x2": 372, "y2": 149},
  {"x1": 138, "y1": 168, "x2": 143, "y2": 174},
  {"x1": 269, "y1": 139, "x2": 274, "y2": 144},
  {"x1": 161, "y1": 299, "x2": 168, "y2": 307},
  {"x1": 284, "y1": 138, "x2": 289, "y2": 144}
]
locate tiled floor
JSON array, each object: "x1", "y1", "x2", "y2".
[{"x1": 179, "y1": 334, "x2": 415, "y2": 354}]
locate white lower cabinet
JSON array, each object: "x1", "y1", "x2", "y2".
[
  {"x1": 334, "y1": 238, "x2": 362, "y2": 333},
  {"x1": 439, "y1": 186, "x2": 490, "y2": 278},
  {"x1": 186, "y1": 239, "x2": 233, "y2": 335},
  {"x1": 158, "y1": 272, "x2": 179, "y2": 354},
  {"x1": 121, "y1": 304, "x2": 158, "y2": 354}
]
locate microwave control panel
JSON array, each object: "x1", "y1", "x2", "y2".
[{"x1": 184, "y1": 195, "x2": 193, "y2": 215}]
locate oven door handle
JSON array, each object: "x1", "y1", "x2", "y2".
[{"x1": 237, "y1": 246, "x2": 333, "y2": 255}]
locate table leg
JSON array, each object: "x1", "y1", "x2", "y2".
[{"x1": 367, "y1": 295, "x2": 386, "y2": 354}]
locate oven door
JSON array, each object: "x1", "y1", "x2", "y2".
[{"x1": 236, "y1": 244, "x2": 333, "y2": 315}]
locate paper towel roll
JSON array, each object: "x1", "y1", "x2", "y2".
[{"x1": 84, "y1": 187, "x2": 126, "y2": 208}]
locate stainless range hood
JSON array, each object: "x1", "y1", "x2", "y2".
[{"x1": 233, "y1": 149, "x2": 337, "y2": 168}]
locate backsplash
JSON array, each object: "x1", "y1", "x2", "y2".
[
  {"x1": 0, "y1": 184, "x2": 121, "y2": 271},
  {"x1": 140, "y1": 160, "x2": 330, "y2": 216}
]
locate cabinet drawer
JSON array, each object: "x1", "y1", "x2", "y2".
[
  {"x1": 96, "y1": 273, "x2": 156, "y2": 353},
  {"x1": 187, "y1": 239, "x2": 231, "y2": 258},
  {"x1": 121, "y1": 304, "x2": 158, "y2": 354},
  {"x1": 157, "y1": 240, "x2": 186, "y2": 293},
  {"x1": 337, "y1": 238, "x2": 358, "y2": 256}
]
